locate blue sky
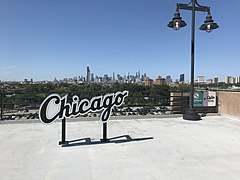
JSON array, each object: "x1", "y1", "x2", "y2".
[{"x1": 0, "y1": 0, "x2": 239, "y2": 82}]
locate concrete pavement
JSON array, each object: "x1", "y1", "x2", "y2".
[{"x1": 1, "y1": 115, "x2": 240, "y2": 180}]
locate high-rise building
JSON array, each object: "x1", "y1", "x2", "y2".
[
  {"x1": 230, "y1": 77, "x2": 235, "y2": 84},
  {"x1": 197, "y1": 76, "x2": 204, "y2": 84},
  {"x1": 180, "y1": 74, "x2": 185, "y2": 82},
  {"x1": 213, "y1": 77, "x2": 218, "y2": 84},
  {"x1": 166, "y1": 75, "x2": 172, "y2": 84},
  {"x1": 141, "y1": 73, "x2": 147, "y2": 81},
  {"x1": 91, "y1": 73, "x2": 94, "y2": 82},
  {"x1": 236, "y1": 76, "x2": 240, "y2": 84},
  {"x1": 225, "y1": 76, "x2": 235, "y2": 84},
  {"x1": 86, "y1": 66, "x2": 90, "y2": 82},
  {"x1": 103, "y1": 74, "x2": 109, "y2": 83},
  {"x1": 113, "y1": 72, "x2": 115, "y2": 81},
  {"x1": 225, "y1": 76, "x2": 230, "y2": 84}
]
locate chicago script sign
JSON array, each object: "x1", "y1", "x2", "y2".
[{"x1": 39, "y1": 90, "x2": 129, "y2": 124}]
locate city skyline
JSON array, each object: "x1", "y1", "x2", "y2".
[
  {"x1": 1, "y1": 63, "x2": 235, "y2": 83},
  {"x1": 0, "y1": 0, "x2": 240, "y2": 81},
  {"x1": 18, "y1": 65, "x2": 240, "y2": 85}
]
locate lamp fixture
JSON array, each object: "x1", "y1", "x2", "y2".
[
  {"x1": 200, "y1": 12, "x2": 219, "y2": 32},
  {"x1": 167, "y1": 10, "x2": 187, "y2": 30}
]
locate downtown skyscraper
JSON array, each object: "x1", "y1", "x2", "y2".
[{"x1": 86, "y1": 66, "x2": 90, "y2": 83}]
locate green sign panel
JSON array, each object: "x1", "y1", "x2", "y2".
[{"x1": 193, "y1": 91, "x2": 203, "y2": 107}]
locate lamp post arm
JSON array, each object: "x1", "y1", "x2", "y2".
[
  {"x1": 177, "y1": 2, "x2": 210, "y2": 13},
  {"x1": 178, "y1": 4, "x2": 209, "y2": 12}
]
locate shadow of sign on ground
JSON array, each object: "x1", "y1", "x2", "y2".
[{"x1": 62, "y1": 135, "x2": 154, "y2": 147}]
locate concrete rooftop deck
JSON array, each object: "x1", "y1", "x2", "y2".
[{"x1": 1, "y1": 115, "x2": 240, "y2": 180}]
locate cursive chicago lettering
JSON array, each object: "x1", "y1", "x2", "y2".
[{"x1": 39, "y1": 90, "x2": 129, "y2": 124}]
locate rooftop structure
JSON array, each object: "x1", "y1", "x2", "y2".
[{"x1": 1, "y1": 115, "x2": 240, "y2": 180}]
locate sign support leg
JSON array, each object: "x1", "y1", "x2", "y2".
[
  {"x1": 59, "y1": 117, "x2": 68, "y2": 145},
  {"x1": 101, "y1": 122, "x2": 109, "y2": 142}
]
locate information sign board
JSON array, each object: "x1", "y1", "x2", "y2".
[
  {"x1": 193, "y1": 91, "x2": 203, "y2": 107},
  {"x1": 203, "y1": 91, "x2": 216, "y2": 107}
]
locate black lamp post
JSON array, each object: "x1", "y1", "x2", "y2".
[{"x1": 168, "y1": 0, "x2": 219, "y2": 120}]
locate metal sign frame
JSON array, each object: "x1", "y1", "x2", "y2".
[{"x1": 39, "y1": 90, "x2": 129, "y2": 145}]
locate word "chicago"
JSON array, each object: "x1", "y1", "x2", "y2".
[{"x1": 39, "y1": 90, "x2": 129, "y2": 124}]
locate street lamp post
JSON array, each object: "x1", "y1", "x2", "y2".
[{"x1": 168, "y1": 0, "x2": 219, "y2": 120}]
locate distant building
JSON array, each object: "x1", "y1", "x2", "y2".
[
  {"x1": 213, "y1": 77, "x2": 219, "y2": 84},
  {"x1": 103, "y1": 74, "x2": 109, "y2": 83},
  {"x1": 137, "y1": 71, "x2": 141, "y2": 79},
  {"x1": 180, "y1": 74, "x2": 185, "y2": 83},
  {"x1": 54, "y1": 78, "x2": 58, "y2": 84},
  {"x1": 145, "y1": 77, "x2": 153, "y2": 86},
  {"x1": 142, "y1": 73, "x2": 147, "y2": 81},
  {"x1": 197, "y1": 76, "x2": 204, "y2": 84},
  {"x1": 155, "y1": 76, "x2": 166, "y2": 85},
  {"x1": 86, "y1": 66, "x2": 90, "y2": 82},
  {"x1": 236, "y1": 76, "x2": 240, "y2": 84},
  {"x1": 113, "y1": 72, "x2": 115, "y2": 81},
  {"x1": 91, "y1": 73, "x2": 94, "y2": 82},
  {"x1": 225, "y1": 76, "x2": 235, "y2": 84},
  {"x1": 206, "y1": 79, "x2": 213, "y2": 84},
  {"x1": 23, "y1": 79, "x2": 33, "y2": 84},
  {"x1": 166, "y1": 75, "x2": 172, "y2": 84}
]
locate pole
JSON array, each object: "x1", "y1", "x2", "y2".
[
  {"x1": 101, "y1": 122, "x2": 109, "y2": 142},
  {"x1": 59, "y1": 117, "x2": 68, "y2": 145},
  {"x1": 190, "y1": 0, "x2": 196, "y2": 109},
  {"x1": 183, "y1": 0, "x2": 201, "y2": 120}
]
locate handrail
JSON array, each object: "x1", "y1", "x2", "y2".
[
  {"x1": 0, "y1": 90, "x2": 218, "y2": 120},
  {"x1": 0, "y1": 91, "x2": 190, "y2": 120}
]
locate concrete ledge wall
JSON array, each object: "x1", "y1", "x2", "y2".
[{"x1": 218, "y1": 92, "x2": 240, "y2": 117}]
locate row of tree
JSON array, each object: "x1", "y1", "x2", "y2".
[{"x1": 1, "y1": 83, "x2": 191, "y2": 110}]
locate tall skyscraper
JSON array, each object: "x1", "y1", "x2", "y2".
[
  {"x1": 90, "y1": 73, "x2": 94, "y2": 82},
  {"x1": 166, "y1": 75, "x2": 172, "y2": 84},
  {"x1": 86, "y1": 66, "x2": 90, "y2": 82},
  {"x1": 180, "y1": 74, "x2": 185, "y2": 82},
  {"x1": 113, "y1": 72, "x2": 115, "y2": 81}
]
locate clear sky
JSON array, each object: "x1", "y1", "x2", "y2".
[{"x1": 0, "y1": 0, "x2": 239, "y2": 82}]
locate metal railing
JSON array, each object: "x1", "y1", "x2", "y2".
[{"x1": 0, "y1": 91, "x2": 190, "y2": 120}]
